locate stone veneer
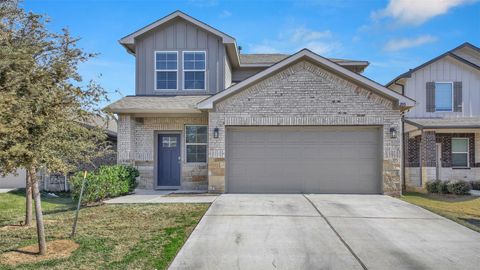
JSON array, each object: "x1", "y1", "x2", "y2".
[
  {"x1": 117, "y1": 113, "x2": 208, "y2": 190},
  {"x1": 207, "y1": 60, "x2": 404, "y2": 195}
]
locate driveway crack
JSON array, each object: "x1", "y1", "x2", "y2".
[{"x1": 303, "y1": 195, "x2": 368, "y2": 270}]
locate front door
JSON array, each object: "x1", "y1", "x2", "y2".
[{"x1": 158, "y1": 134, "x2": 181, "y2": 188}]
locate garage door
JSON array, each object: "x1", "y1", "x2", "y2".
[{"x1": 226, "y1": 126, "x2": 382, "y2": 194}]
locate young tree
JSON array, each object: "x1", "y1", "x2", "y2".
[{"x1": 0, "y1": 0, "x2": 110, "y2": 254}]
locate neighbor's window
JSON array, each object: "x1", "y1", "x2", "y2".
[
  {"x1": 155, "y1": 51, "x2": 177, "y2": 90},
  {"x1": 185, "y1": 125, "x2": 207, "y2": 163},
  {"x1": 183, "y1": 51, "x2": 206, "y2": 90},
  {"x1": 452, "y1": 138, "x2": 469, "y2": 167},
  {"x1": 435, "y1": 82, "x2": 453, "y2": 112}
]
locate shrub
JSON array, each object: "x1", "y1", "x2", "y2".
[
  {"x1": 446, "y1": 180, "x2": 471, "y2": 195},
  {"x1": 70, "y1": 165, "x2": 139, "y2": 203},
  {"x1": 426, "y1": 180, "x2": 441, "y2": 193},
  {"x1": 470, "y1": 181, "x2": 480, "y2": 190},
  {"x1": 437, "y1": 181, "x2": 450, "y2": 194}
]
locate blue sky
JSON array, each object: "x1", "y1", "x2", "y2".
[{"x1": 24, "y1": 0, "x2": 480, "y2": 102}]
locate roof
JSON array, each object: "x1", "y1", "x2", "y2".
[
  {"x1": 198, "y1": 49, "x2": 415, "y2": 109},
  {"x1": 405, "y1": 117, "x2": 480, "y2": 129},
  {"x1": 105, "y1": 95, "x2": 210, "y2": 114},
  {"x1": 386, "y1": 42, "x2": 480, "y2": 87},
  {"x1": 239, "y1": 54, "x2": 369, "y2": 68},
  {"x1": 84, "y1": 115, "x2": 118, "y2": 137}
]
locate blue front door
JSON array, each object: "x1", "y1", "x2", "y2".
[{"x1": 158, "y1": 134, "x2": 181, "y2": 187}]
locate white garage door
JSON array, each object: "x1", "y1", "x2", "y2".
[{"x1": 226, "y1": 126, "x2": 382, "y2": 194}]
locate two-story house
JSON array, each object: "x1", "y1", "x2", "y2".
[
  {"x1": 107, "y1": 11, "x2": 414, "y2": 195},
  {"x1": 387, "y1": 43, "x2": 480, "y2": 191}
]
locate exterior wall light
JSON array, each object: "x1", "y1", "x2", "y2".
[
  {"x1": 213, "y1": 127, "x2": 219, "y2": 139},
  {"x1": 390, "y1": 127, "x2": 397, "y2": 139}
]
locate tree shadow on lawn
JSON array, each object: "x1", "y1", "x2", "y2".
[{"x1": 408, "y1": 192, "x2": 479, "y2": 203}]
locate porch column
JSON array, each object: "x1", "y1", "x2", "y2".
[
  {"x1": 420, "y1": 130, "x2": 436, "y2": 187},
  {"x1": 117, "y1": 114, "x2": 136, "y2": 165},
  {"x1": 475, "y1": 132, "x2": 480, "y2": 167}
]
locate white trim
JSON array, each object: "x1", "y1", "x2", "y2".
[
  {"x1": 184, "y1": 124, "x2": 208, "y2": 164},
  {"x1": 196, "y1": 49, "x2": 415, "y2": 109},
  {"x1": 154, "y1": 51, "x2": 178, "y2": 91},
  {"x1": 434, "y1": 81, "x2": 454, "y2": 112},
  {"x1": 182, "y1": 51, "x2": 207, "y2": 91},
  {"x1": 452, "y1": 137, "x2": 469, "y2": 168}
]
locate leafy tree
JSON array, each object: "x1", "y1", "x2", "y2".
[{"x1": 0, "y1": 0, "x2": 110, "y2": 254}]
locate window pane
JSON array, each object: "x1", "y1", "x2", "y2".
[
  {"x1": 157, "y1": 80, "x2": 166, "y2": 90},
  {"x1": 195, "y1": 61, "x2": 205, "y2": 69},
  {"x1": 184, "y1": 53, "x2": 194, "y2": 61},
  {"x1": 186, "y1": 126, "x2": 207, "y2": 143},
  {"x1": 452, "y1": 153, "x2": 468, "y2": 167},
  {"x1": 184, "y1": 61, "x2": 195, "y2": 70},
  {"x1": 195, "y1": 52, "x2": 205, "y2": 60},
  {"x1": 156, "y1": 71, "x2": 176, "y2": 89},
  {"x1": 166, "y1": 61, "x2": 177, "y2": 69},
  {"x1": 156, "y1": 53, "x2": 166, "y2": 61},
  {"x1": 156, "y1": 52, "x2": 177, "y2": 71},
  {"x1": 156, "y1": 61, "x2": 166, "y2": 70},
  {"x1": 186, "y1": 145, "x2": 207, "y2": 163},
  {"x1": 184, "y1": 71, "x2": 205, "y2": 90},
  {"x1": 167, "y1": 53, "x2": 176, "y2": 60},
  {"x1": 435, "y1": 83, "x2": 452, "y2": 111},
  {"x1": 452, "y1": 138, "x2": 468, "y2": 152}
]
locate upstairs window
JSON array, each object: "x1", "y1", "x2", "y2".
[
  {"x1": 452, "y1": 138, "x2": 469, "y2": 168},
  {"x1": 155, "y1": 52, "x2": 177, "y2": 90},
  {"x1": 435, "y1": 82, "x2": 453, "y2": 112},
  {"x1": 183, "y1": 51, "x2": 206, "y2": 90}
]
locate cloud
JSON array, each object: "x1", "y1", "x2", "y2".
[
  {"x1": 372, "y1": 0, "x2": 477, "y2": 26},
  {"x1": 383, "y1": 35, "x2": 437, "y2": 52},
  {"x1": 249, "y1": 27, "x2": 340, "y2": 55},
  {"x1": 219, "y1": 10, "x2": 232, "y2": 18}
]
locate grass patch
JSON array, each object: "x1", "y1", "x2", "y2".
[
  {"x1": 401, "y1": 192, "x2": 480, "y2": 233},
  {"x1": 0, "y1": 190, "x2": 209, "y2": 269},
  {"x1": 0, "y1": 189, "x2": 75, "y2": 227}
]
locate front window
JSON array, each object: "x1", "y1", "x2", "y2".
[
  {"x1": 185, "y1": 125, "x2": 207, "y2": 163},
  {"x1": 452, "y1": 138, "x2": 469, "y2": 167},
  {"x1": 183, "y1": 51, "x2": 206, "y2": 90},
  {"x1": 155, "y1": 52, "x2": 177, "y2": 90},
  {"x1": 435, "y1": 82, "x2": 453, "y2": 112}
]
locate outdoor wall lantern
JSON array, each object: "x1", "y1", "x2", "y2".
[
  {"x1": 390, "y1": 127, "x2": 397, "y2": 139},
  {"x1": 213, "y1": 127, "x2": 219, "y2": 139}
]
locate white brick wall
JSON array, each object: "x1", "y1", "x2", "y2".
[{"x1": 208, "y1": 61, "x2": 403, "y2": 195}]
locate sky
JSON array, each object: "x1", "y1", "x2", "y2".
[{"x1": 23, "y1": 0, "x2": 480, "y2": 103}]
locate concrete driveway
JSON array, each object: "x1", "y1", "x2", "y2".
[{"x1": 169, "y1": 194, "x2": 480, "y2": 270}]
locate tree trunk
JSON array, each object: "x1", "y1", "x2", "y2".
[
  {"x1": 29, "y1": 167, "x2": 46, "y2": 255},
  {"x1": 24, "y1": 170, "x2": 33, "y2": 226}
]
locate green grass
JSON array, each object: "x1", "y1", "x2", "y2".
[
  {"x1": 401, "y1": 192, "x2": 480, "y2": 233},
  {"x1": 0, "y1": 190, "x2": 209, "y2": 269},
  {"x1": 0, "y1": 189, "x2": 75, "y2": 227}
]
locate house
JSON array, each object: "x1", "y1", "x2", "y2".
[
  {"x1": 106, "y1": 11, "x2": 414, "y2": 195},
  {"x1": 387, "y1": 43, "x2": 480, "y2": 191}
]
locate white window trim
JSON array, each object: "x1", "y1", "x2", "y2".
[
  {"x1": 452, "y1": 137, "x2": 469, "y2": 168},
  {"x1": 185, "y1": 125, "x2": 208, "y2": 164},
  {"x1": 182, "y1": 51, "x2": 207, "y2": 91},
  {"x1": 154, "y1": 51, "x2": 178, "y2": 91},
  {"x1": 434, "y1": 81, "x2": 454, "y2": 112}
]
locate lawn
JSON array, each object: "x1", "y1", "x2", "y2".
[
  {"x1": 401, "y1": 192, "x2": 480, "y2": 233},
  {"x1": 0, "y1": 190, "x2": 209, "y2": 269}
]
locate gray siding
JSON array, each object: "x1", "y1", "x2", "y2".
[
  {"x1": 232, "y1": 67, "x2": 264, "y2": 82},
  {"x1": 224, "y1": 48, "x2": 232, "y2": 88},
  {"x1": 404, "y1": 57, "x2": 480, "y2": 118},
  {"x1": 135, "y1": 18, "x2": 225, "y2": 95}
]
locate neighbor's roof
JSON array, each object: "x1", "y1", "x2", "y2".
[
  {"x1": 105, "y1": 95, "x2": 210, "y2": 114},
  {"x1": 240, "y1": 54, "x2": 369, "y2": 68},
  {"x1": 198, "y1": 49, "x2": 415, "y2": 110},
  {"x1": 386, "y1": 42, "x2": 480, "y2": 87},
  {"x1": 405, "y1": 117, "x2": 480, "y2": 129}
]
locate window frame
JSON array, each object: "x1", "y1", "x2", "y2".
[
  {"x1": 434, "y1": 81, "x2": 454, "y2": 112},
  {"x1": 185, "y1": 125, "x2": 208, "y2": 164},
  {"x1": 182, "y1": 51, "x2": 207, "y2": 91},
  {"x1": 154, "y1": 51, "x2": 178, "y2": 91},
  {"x1": 451, "y1": 137, "x2": 469, "y2": 168}
]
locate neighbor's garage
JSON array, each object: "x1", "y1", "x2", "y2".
[{"x1": 226, "y1": 126, "x2": 382, "y2": 194}]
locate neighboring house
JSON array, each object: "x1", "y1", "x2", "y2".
[
  {"x1": 387, "y1": 43, "x2": 480, "y2": 191},
  {"x1": 107, "y1": 11, "x2": 414, "y2": 195},
  {"x1": 0, "y1": 116, "x2": 118, "y2": 191}
]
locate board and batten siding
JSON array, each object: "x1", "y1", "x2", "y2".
[
  {"x1": 404, "y1": 57, "x2": 480, "y2": 118},
  {"x1": 134, "y1": 18, "x2": 226, "y2": 95}
]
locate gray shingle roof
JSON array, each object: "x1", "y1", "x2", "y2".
[
  {"x1": 405, "y1": 118, "x2": 480, "y2": 129},
  {"x1": 239, "y1": 54, "x2": 369, "y2": 66},
  {"x1": 105, "y1": 95, "x2": 210, "y2": 114}
]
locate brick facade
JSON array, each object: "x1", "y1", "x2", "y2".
[
  {"x1": 117, "y1": 114, "x2": 208, "y2": 190},
  {"x1": 208, "y1": 61, "x2": 403, "y2": 195}
]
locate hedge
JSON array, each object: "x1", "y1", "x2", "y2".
[
  {"x1": 425, "y1": 180, "x2": 471, "y2": 195},
  {"x1": 70, "y1": 165, "x2": 139, "y2": 203}
]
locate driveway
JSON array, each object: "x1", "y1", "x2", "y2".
[{"x1": 169, "y1": 194, "x2": 480, "y2": 270}]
